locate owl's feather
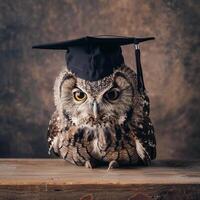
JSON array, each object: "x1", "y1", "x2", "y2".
[{"x1": 47, "y1": 65, "x2": 156, "y2": 168}]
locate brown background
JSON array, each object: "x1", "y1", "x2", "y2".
[{"x1": 0, "y1": 0, "x2": 199, "y2": 159}]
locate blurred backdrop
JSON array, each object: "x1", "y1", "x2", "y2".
[{"x1": 0, "y1": 0, "x2": 199, "y2": 159}]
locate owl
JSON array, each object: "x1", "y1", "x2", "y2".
[{"x1": 47, "y1": 65, "x2": 156, "y2": 169}]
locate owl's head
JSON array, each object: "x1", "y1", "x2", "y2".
[{"x1": 54, "y1": 65, "x2": 146, "y2": 129}]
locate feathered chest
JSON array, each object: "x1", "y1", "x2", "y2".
[{"x1": 51, "y1": 123, "x2": 139, "y2": 166}]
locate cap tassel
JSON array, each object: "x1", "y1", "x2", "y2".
[{"x1": 135, "y1": 44, "x2": 145, "y2": 93}]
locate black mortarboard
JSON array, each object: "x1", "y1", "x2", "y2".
[{"x1": 33, "y1": 35, "x2": 154, "y2": 93}]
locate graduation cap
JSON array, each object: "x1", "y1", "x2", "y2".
[{"x1": 33, "y1": 35, "x2": 154, "y2": 93}]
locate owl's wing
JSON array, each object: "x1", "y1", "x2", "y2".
[
  {"x1": 47, "y1": 111, "x2": 61, "y2": 157},
  {"x1": 136, "y1": 116, "x2": 156, "y2": 158},
  {"x1": 134, "y1": 116, "x2": 156, "y2": 166},
  {"x1": 134, "y1": 94, "x2": 156, "y2": 165}
]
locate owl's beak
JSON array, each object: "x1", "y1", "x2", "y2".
[{"x1": 92, "y1": 100, "x2": 99, "y2": 119}]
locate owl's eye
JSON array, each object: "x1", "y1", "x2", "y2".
[
  {"x1": 104, "y1": 88, "x2": 120, "y2": 101},
  {"x1": 73, "y1": 88, "x2": 87, "y2": 102}
]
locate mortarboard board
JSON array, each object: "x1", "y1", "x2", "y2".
[{"x1": 33, "y1": 35, "x2": 155, "y2": 93}]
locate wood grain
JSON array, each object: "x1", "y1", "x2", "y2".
[{"x1": 0, "y1": 159, "x2": 199, "y2": 200}]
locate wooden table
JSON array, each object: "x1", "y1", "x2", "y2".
[{"x1": 0, "y1": 159, "x2": 199, "y2": 200}]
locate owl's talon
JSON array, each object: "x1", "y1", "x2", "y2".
[
  {"x1": 85, "y1": 160, "x2": 94, "y2": 169},
  {"x1": 107, "y1": 160, "x2": 119, "y2": 171}
]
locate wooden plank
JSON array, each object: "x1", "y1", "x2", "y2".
[
  {"x1": 0, "y1": 159, "x2": 200, "y2": 185},
  {"x1": 0, "y1": 159, "x2": 199, "y2": 200},
  {"x1": 0, "y1": 184, "x2": 200, "y2": 200}
]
